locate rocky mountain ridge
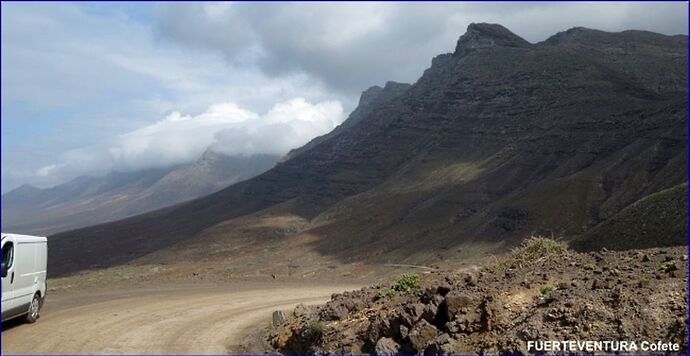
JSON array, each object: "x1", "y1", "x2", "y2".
[{"x1": 48, "y1": 23, "x2": 687, "y2": 277}]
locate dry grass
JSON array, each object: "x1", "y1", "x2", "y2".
[{"x1": 491, "y1": 236, "x2": 569, "y2": 271}]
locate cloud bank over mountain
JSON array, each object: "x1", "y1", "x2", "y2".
[{"x1": 33, "y1": 98, "x2": 343, "y2": 186}]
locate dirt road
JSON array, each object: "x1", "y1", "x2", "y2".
[{"x1": 2, "y1": 282, "x2": 359, "y2": 354}]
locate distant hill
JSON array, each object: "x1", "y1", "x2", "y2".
[
  {"x1": 49, "y1": 24, "x2": 687, "y2": 277},
  {"x1": 2, "y1": 151, "x2": 278, "y2": 234}
]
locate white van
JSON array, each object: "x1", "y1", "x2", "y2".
[{"x1": 1, "y1": 233, "x2": 47, "y2": 323}]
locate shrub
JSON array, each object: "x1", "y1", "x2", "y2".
[
  {"x1": 307, "y1": 321, "x2": 324, "y2": 337},
  {"x1": 497, "y1": 236, "x2": 568, "y2": 270},
  {"x1": 391, "y1": 273, "x2": 421, "y2": 294},
  {"x1": 540, "y1": 285, "x2": 554, "y2": 295},
  {"x1": 375, "y1": 289, "x2": 399, "y2": 299},
  {"x1": 375, "y1": 273, "x2": 421, "y2": 299}
]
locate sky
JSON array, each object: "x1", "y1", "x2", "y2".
[{"x1": 1, "y1": 2, "x2": 687, "y2": 193}]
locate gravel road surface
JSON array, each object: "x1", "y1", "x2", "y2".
[{"x1": 2, "y1": 282, "x2": 358, "y2": 354}]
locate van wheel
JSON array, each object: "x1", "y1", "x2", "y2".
[{"x1": 24, "y1": 293, "x2": 41, "y2": 323}]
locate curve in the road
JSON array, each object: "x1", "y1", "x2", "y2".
[{"x1": 2, "y1": 284, "x2": 357, "y2": 354}]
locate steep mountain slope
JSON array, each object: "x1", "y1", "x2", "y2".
[
  {"x1": 2, "y1": 151, "x2": 278, "y2": 234},
  {"x1": 49, "y1": 24, "x2": 687, "y2": 277},
  {"x1": 571, "y1": 182, "x2": 688, "y2": 251}
]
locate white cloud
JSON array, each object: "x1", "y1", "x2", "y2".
[
  {"x1": 33, "y1": 98, "x2": 344, "y2": 183},
  {"x1": 36, "y1": 164, "x2": 61, "y2": 178},
  {"x1": 211, "y1": 98, "x2": 343, "y2": 156}
]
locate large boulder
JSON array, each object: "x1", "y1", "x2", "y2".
[
  {"x1": 408, "y1": 319, "x2": 439, "y2": 352},
  {"x1": 402, "y1": 303, "x2": 426, "y2": 325},
  {"x1": 375, "y1": 337, "x2": 401, "y2": 356},
  {"x1": 442, "y1": 293, "x2": 477, "y2": 320},
  {"x1": 293, "y1": 303, "x2": 316, "y2": 318}
]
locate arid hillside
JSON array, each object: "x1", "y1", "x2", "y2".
[{"x1": 267, "y1": 239, "x2": 687, "y2": 355}]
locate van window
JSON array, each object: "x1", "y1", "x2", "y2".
[{"x1": 2, "y1": 242, "x2": 14, "y2": 270}]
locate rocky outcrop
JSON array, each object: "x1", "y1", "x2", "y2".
[
  {"x1": 269, "y1": 244, "x2": 688, "y2": 354},
  {"x1": 358, "y1": 81, "x2": 413, "y2": 109},
  {"x1": 454, "y1": 23, "x2": 531, "y2": 57}
]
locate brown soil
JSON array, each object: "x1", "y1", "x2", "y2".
[
  {"x1": 1, "y1": 281, "x2": 361, "y2": 355},
  {"x1": 269, "y1": 243, "x2": 688, "y2": 355}
]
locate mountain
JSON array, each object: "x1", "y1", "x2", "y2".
[
  {"x1": 48, "y1": 24, "x2": 687, "y2": 277},
  {"x1": 280, "y1": 81, "x2": 412, "y2": 162},
  {"x1": 2, "y1": 151, "x2": 279, "y2": 234}
]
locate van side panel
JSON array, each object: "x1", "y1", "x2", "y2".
[
  {"x1": 35, "y1": 242, "x2": 47, "y2": 272},
  {"x1": 35, "y1": 241, "x2": 47, "y2": 299}
]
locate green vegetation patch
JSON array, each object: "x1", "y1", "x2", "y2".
[
  {"x1": 540, "y1": 285, "x2": 554, "y2": 295},
  {"x1": 308, "y1": 321, "x2": 324, "y2": 337},
  {"x1": 375, "y1": 273, "x2": 421, "y2": 299}
]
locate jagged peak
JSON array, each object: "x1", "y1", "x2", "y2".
[
  {"x1": 358, "y1": 85, "x2": 384, "y2": 107},
  {"x1": 359, "y1": 81, "x2": 410, "y2": 107},
  {"x1": 383, "y1": 81, "x2": 412, "y2": 91},
  {"x1": 430, "y1": 53, "x2": 453, "y2": 67},
  {"x1": 454, "y1": 23, "x2": 531, "y2": 57}
]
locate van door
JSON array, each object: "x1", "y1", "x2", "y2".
[
  {"x1": 13, "y1": 241, "x2": 37, "y2": 310},
  {"x1": 1, "y1": 236, "x2": 16, "y2": 314}
]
